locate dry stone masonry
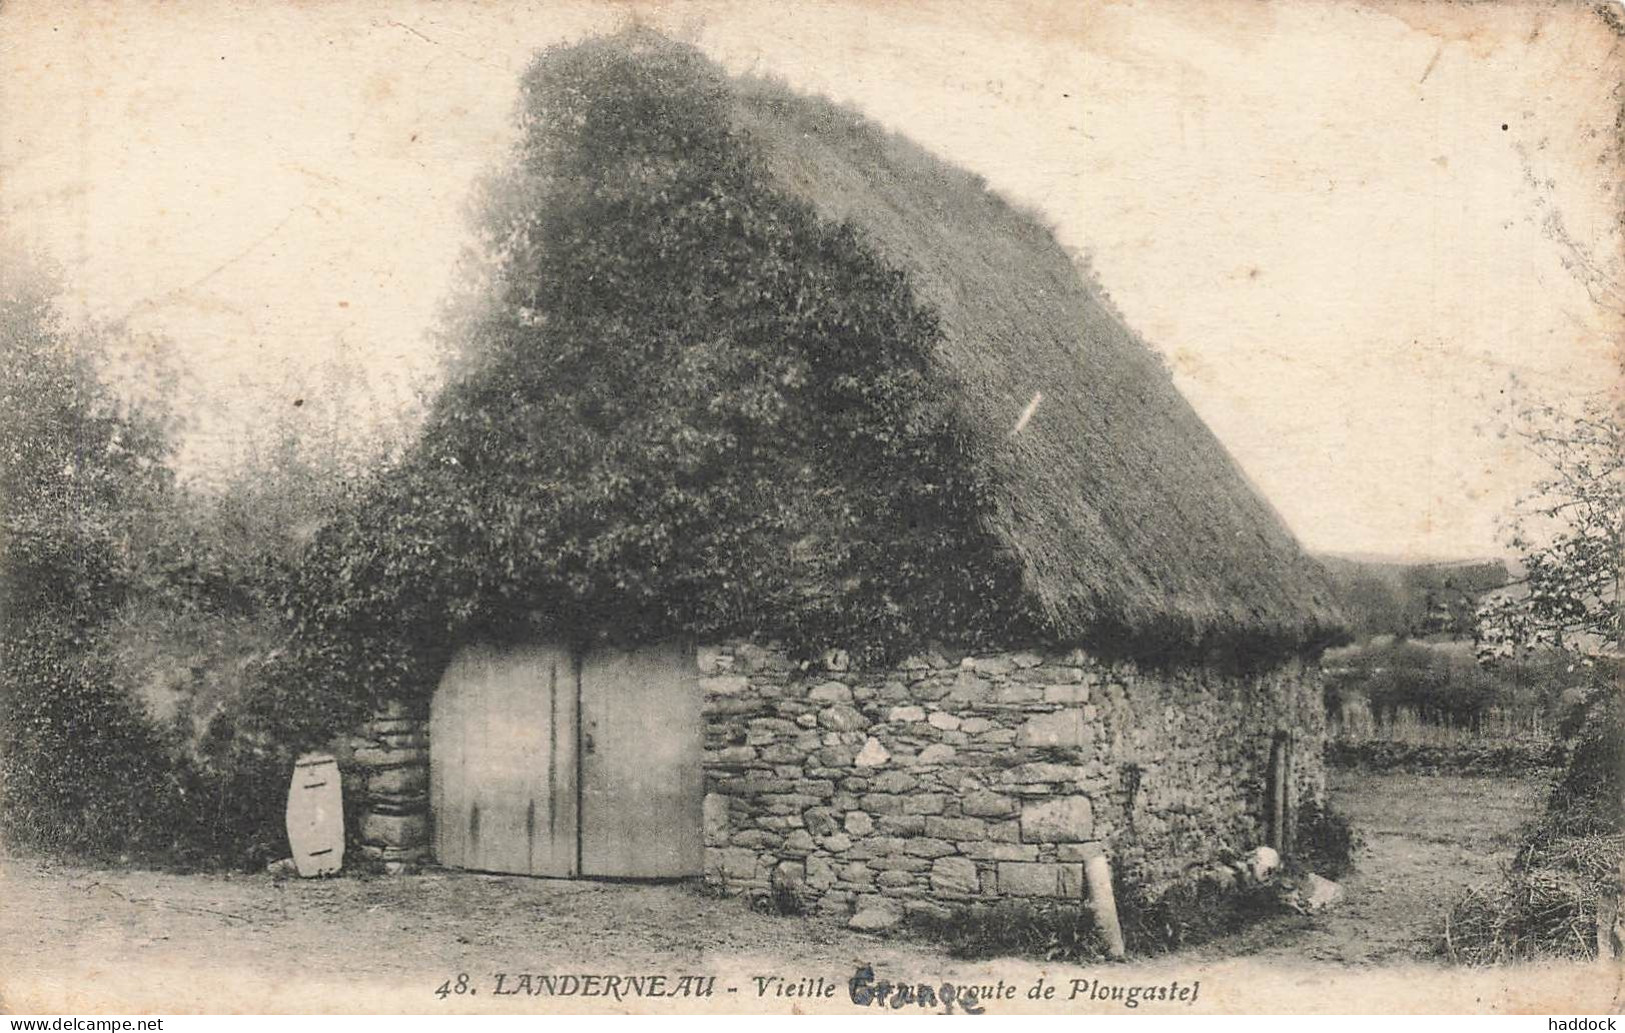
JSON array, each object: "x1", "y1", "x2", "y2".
[
  {"x1": 344, "y1": 642, "x2": 1326, "y2": 928},
  {"x1": 345, "y1": 700, "x2": 432, "y2": 870},
  {"x1": 699, "y1": 643, "x2": 1325, "y2": 929}
]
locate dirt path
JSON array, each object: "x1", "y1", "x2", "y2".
[
  {"x1": 1185, "y1": 769, "x2": 1554, "y2": 964},
  {"x1": 1, "y1": 769, "x2": 1584, "y2": 1014}
]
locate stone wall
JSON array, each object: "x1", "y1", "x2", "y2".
[
  {"x1": 699, "y1": 643, "x2": 1325, "y2": 928},
  {"x1": 344, "y1": 642, "x2": 1326, "y2": 915},
  {"x1": 343, "y1": 700, "x2": 432, "y2": 871}
]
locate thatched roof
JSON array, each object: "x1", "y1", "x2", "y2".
[
  {"x1": 383, "y1": 31, "x2": 1343, "y2": 663},
  {"x1": 726, "y1": 78, "x2": 1342, "y2": 653}
]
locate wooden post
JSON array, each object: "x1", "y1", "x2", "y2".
[
  {"x1": 1282, "y1": 732, "x2": 1297, "y2": 858},
  {"x1": 1083, "y1": 850, "x2": 1126, "y2": 960},
  {"x1": 1269, "y1": 733, "x2": 1287, "y2": 854}
]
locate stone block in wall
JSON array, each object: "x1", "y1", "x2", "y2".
[
  {"x1": 759, "y1": 743, "x2": 801, "y2": 764},
  {"x1": 819, "y1": 705, "x2": 867, "y2": 732},
  {"x1": 925, "y1": 816, "x2": 987, "y2": 841},
  {"x1": 360, "y1": 811, "x2": 428, "y2": 848},
  {"x1": 844, "y1": 811, "x2": 875, "y2": 836},
  {"x1": 927, "y1": 711, "x2": 961, "y2": 731},
  {"x1": 733, "y1": 830, "x2": 783, "y2": 850},
  {"x1": 782, "y1": 829, "x2": 815, "y2": 855},
  {"x1": 859, "y1": 793, "x2": 905, "y2": 815},
  {"x1": 988, "y1": 820, "x2": 1022, "y2": 842},
  {"x1": 733, "y1": 643, "x2": 789, "y2": 674},
  {"x1": 962, "y1": 841, "x2": 1039, "y2": 862},
  {"x1": 902, "y1": 794, "x2": 945, "y2": 815},
  {"x1": 918, "y1": 744, "x2": 956, "y2": 764},
  {"x1": 1056, "y1": 841, "x2": 1107, "y2": 863},
  {"x1": 772, "y1": 860, "x2": 806, "y2": 893},
  {"x1": 855, "y1": 738, "x2": 890, "y2": 767},
  {"x1": 872, "y1": 771, "x2": 916, "y2": 793},
  {"x1": 746, "y1": 717, "x2": 798, "y2": 744},
  {"x1": 878, "y1": 815, "x2": 926, "y2": 836},
  {"x1": 1016, "y1": 711, "x2": 1087, "y2": 748},
  {"x1": 357, "y1": 843, "x2": 428, "y2": 865},
  {"x1": 352, "y1": 746, "x2": 427, "y2": 769},
  {"x1": 969, "y1": 655, "x2": 1017, "y2": 676},
  {"x1": 707, "y1": 696, "x2": 766, "y2": 717},
  {"x1": 817, "y1": 891, "x2": 854, "y2": 916},
  {"x1": 841, "y1": 862, "x2": 875, "y2": 886},
  {"x1": 909, "y1": 678, "x2": 953, "y2": 702},
  {"x1": 807, "y1": 854, "x2": 836, "y2": 889},
  {"x1": 902, "y1": 837, "x2": 955, "y2": 858},
  {"x1": 876, "y1": 870, "x2": 914, "y2": 889},
  {"x1": 366, "y1": 766, "x2": 427, "y2": 797},
  {"x1": 947, "y1": 671, "x2": 989, "y2": 703},
  {"x1": 810, "y1": 681, "x2": 854, "y2": 703},
  {"x1": 803, "y1": 807, "x2": 840, "y2": 837},
  {"x1": 367, "y1": 795, "x2": 425, "y2": 817},
  {"x1": 1020, "y1": 796, "x2": 1094, "y2": 842},
  {"x1": 997, "y1": 861, "x2": 1083, "y2": 898},
  {"x1": 994, "y1": 685, "x2": 1042, "y2": 705},
  {"x1": 697, "y1": 645, "x2": 732, "y2": 675},
  {"x1": 887, "y1": 705, "x2": 926, "y2": 722},
  {"x1": 818, "y1": 745, "x2": 855, "y2": 767},
  {"x1": 708, "y1": 847, "x2": 764, "y2": 883},
  {"x1": 930, "y1": 856, "x2": 980, "y2": 895},
  {"x1": 996, "y1": 762, "x2": 1088, "y2": 785},
  {"x1": 703, "y1": 793, "x2": 730, "y2": 846},
  {"x1": 962, "y1": 791, "x2": 1017, "y2": 817},
  {"x1": 1043, "y1": 684, "x2": 1091, "y2": 704},
  {"x1": 704, "y1": 675, "x2": 750, "y2": 696}
]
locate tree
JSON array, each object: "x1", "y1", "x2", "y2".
[
  {"x1": 1470, "y1": 391, "x2": 1623, "y2": 966},
  {"x1": 0, "y1": 254, "x2": 181, "y2": 854},
  {"x1": 1475, "y1": 394, "x2": 1622, "y2": 659}
]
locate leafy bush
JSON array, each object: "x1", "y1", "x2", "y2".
[
  {"x1": 908, "y1": 867, "x2": 1299, "y2": 962},
  {"x1": 1325, "y1": 739, "x2": 1561, "y2": 775},
  {"x1": 0, "y1": 258, "x2": 190, "y2": 858},
  {"x1": 751, "y1": 880, "x2": 812, "y2": 918},
  {"x1": 274, "y1": 30, "x2": 1032, "y2": 739},
  {"x1": 0, "y1": 259, "x2": 339, "y2": 867},
  {"x1": 1117, "y1": 874, "x2": 1293, "y2": 955},
  {"x1": 1295, "y1": 797, "x2": 1361, "y2": 879},
  {"x1": 907, "y1": 901, "x2": 1107, "y2": 963}
]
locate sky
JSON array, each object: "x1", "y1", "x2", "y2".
[{"x1": 2, "y1": 0, "x2": 1620, "y2": 561}]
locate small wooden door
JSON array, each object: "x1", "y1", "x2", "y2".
[
  {"x1": 579, "y1": 642, "x2": 704, "y2": 878},
  {"x1": 286, "y1": 752, "x2": 344, "y2": 877},
  {"x1": 430, "y1": 642, "x2": 579, "y2": 876},
  {"x1": 429, "y1": 639, "x2": 701, "y2": 879}
]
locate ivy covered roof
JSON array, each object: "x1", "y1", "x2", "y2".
[{"x1": 308, "y1": 30, "x2": 1343, "y2": 670}]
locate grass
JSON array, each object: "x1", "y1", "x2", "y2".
[
  {"x1": 906, "y1": 901, "x2": 1109, "y2": 963},
  {"x1": 905, "y1": 872, "x2": 1300, "y2": 964}
]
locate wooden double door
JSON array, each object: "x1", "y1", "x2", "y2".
[{"x1": 429, "y1": 640, "x2": 703, "y2": 878}]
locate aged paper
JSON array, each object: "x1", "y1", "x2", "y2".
[{"x1": 0, "y1": 0, "x2": 1620, "y2": 1017}]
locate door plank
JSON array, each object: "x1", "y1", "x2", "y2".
[
  {"x1": 429, "y1": 642, "x2": 577, "y2": 876},
  {"x1": 579, "y1": 641, "x2": 703, "y2": 878}
]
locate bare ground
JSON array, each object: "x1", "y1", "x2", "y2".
[
  {"x1": 1183, "y1": 768, "x2": 1555, "y2": 965},
  {"x1": 2, "y1": 769, "x2": 1601, "y2": 1015}
]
